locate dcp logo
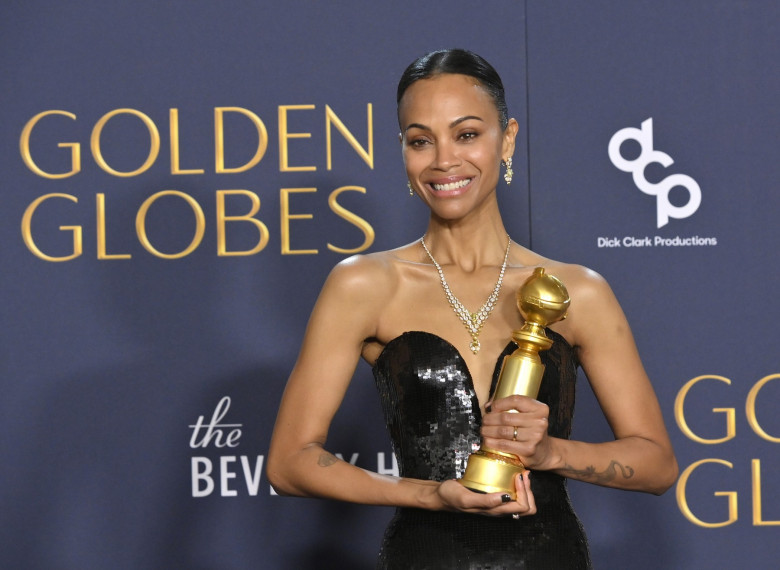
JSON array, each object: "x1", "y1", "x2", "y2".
[{"x1": 608, "y1": 118, "x2": 701, "y2": 228}]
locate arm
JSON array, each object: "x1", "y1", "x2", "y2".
[
  {"x1": 267, "y1": 255, "x2": 535, "y2": 515},
  {"x1": 481, "y1": 267, "x2": 678, "y2": 495}
]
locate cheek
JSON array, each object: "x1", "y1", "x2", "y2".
[
  {"x1": 403, "y1": 151, "x2": 427, "y2": 175},
  {"x1": 467, "y1": 136, "x2": 503, "y2": 166},
  {"x1": 469, "y1": 146, "x2": 500, "y2": 171}
]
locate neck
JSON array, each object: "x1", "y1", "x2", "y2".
[{"x1": 422, "y1": 204, "x2": 510, "y2": 272}]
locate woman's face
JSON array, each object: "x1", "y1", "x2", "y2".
[{"x1": 398, "y1": 73, "x2": 517, "y2": 220}]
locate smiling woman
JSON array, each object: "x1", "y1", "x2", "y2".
[
  {"x1": 400, "y1": 73, "x2": 518, "y2": 224},
  {"x1": 267, "y1": 48, "x2": 677, "y2": 569}
]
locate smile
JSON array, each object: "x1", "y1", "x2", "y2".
[{"x1": 431, "y1": 178, "x2": 472, "y2": 191}]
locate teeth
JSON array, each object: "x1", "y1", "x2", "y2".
[{"x1": 432, "y1": 179, "x2": 471, "y2": 191}]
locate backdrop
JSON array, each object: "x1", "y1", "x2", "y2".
[{"x1": 2, "y1": 1, "x2": 777, "y2": 568}]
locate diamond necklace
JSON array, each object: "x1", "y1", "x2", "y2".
[{"x1": 420, "y1": 234, "x2": 511, "y2": 354}]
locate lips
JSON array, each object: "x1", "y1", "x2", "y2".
[{"x1": 431, "y1": 178, "x2": 472, "y2": 191}]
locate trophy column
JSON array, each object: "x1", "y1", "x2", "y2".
[{"x1": 459, "y1": 267, "x2": 570, "y2": 498}]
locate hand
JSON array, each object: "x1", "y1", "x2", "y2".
[
  {"x1": 481, "y1": 395, "x2": 554, "y2": 470},
  {"x1": 435, "y1": 472, "x2": 536, "y2": 518}
]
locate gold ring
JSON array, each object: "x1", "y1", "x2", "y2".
[{"x1": 512, "y1": 426, "x2": 518, "y2": 441}]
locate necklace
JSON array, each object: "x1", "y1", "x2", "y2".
[{"x1": 420, "y1": 234, "x2": 511, "y2": 355}]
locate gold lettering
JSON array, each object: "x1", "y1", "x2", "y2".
[
  {"x1": 91, "y1": 109, "x2": 160, "y2": 177},
  {"x1": 746, "y1": 374, "x2": 780, "y2": 443},
  {"x1": 280, "y1": 188, "x2": 318, "y2": 255},
  {"x1": 136, "y1": 191, "x2": 205, "y2": 258},
  {"x1": 214, "y1": 107, "x2": 268, "y2": 173},
  {"x1": 21, "y1": 193, "x2": 82, "y2": 261},
  {"x1": 170, "y1": 109, "x2": 204, "y2": 175},
  {"x1": 325, "y1": 104, "x2": 373, "y2": 170},
  {"x1": 20, "y1": 110, "x2": 81, "y2": 179},
  {"x1": 327, "y1": 186, "x2": 375, "y2": 254},
  {"x1": 278, "y1": 105, "x2": 316, "y2": 172},
  {"x1": 676, "y1": 459, "x2": 737, "y2": 528},
  {"x1": 752, "y1": 459, "x2": 780, "y2": 526},
  {"x1": 674, "y1": 375, "x2": 735, "y2": 444},
  {"x1": 216, "y1": 190, "x2": 270, "y2": 256},
  {"x1": 96, "y1": 194, "x2": 131, "y2": 260}
]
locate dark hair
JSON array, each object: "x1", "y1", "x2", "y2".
[{"x1": 397, "y1": 49, "x2": 509, "y2": 129}]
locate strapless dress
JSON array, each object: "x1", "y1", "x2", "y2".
[{"x1": 372, "y1": 330, "x2": 591, "y2": 569}]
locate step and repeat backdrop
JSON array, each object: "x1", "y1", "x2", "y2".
[{"x1": 2, "y1": 1, "x2": 777, "y2": 568}]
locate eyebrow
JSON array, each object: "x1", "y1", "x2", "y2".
[{"x1": 403, "y1": 115, "x2": 484, "y2": 133}]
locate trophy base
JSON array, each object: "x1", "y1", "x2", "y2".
[{"x1": 459, "y1": 448, "x2": 525, "y2": 499}]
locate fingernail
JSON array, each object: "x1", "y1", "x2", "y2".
[
  {"x1": 501, "y1": 493, "x2": 511, "y2": 503},
  {"x1": 519, "y1": 473, "x2": 524, "y2": 481},
  {"x1": 485, "y1": 403, "x2": 492, "y2": 413}
]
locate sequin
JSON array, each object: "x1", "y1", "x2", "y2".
[{"x1": 372, "y1": 330, "x2": 591, "y2": 569}]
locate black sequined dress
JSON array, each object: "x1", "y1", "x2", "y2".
[{"x1": 372, "y1": 330, "x2": 591, "y2": 570}]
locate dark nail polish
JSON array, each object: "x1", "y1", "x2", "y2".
[
  {"x1": 485, "y1": 403, "x2": 492, "y2": 413},
  {"x1": 501, "y1": 493, "x2": 511, "y2": 503},
  {"x1": 519, "y1": 473, "x2": 524, "y2": 481}
]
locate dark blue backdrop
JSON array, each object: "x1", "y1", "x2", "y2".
[{"x1": 2, "y1": 1, "x2": 777, "y2": 568}]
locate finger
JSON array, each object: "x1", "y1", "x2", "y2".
[
  {"x1": 490, "y1": 394, "x2": 546, "y2": 414},
  {"x1": 467, "y1": 491, "x2": 524, "y2": 517},
  {"x1": 441, "y1": 480, "x2": 512, "y2": 512},
  {"x1": 481, "y1": 409, "x2": 548, "y2": 428},
  {"x1": 480, "y1": 423, "x2": 515, "y2": 441},
  {"x1": 459, "y1": 488, "x2": 513, "y2": 510},
  {"x1": 482, "y1": 420, "x2": 548, "y2": 444},
  {"x1": 513, "y1": 470, "x2": 536, "y2": 516},
  {"x1": 475, "y1": 491, "x2": 517, "y2": 511}
]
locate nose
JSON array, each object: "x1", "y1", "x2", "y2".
[{"x1": 432, "y1": 140, "x2": 460, "y2": 171}]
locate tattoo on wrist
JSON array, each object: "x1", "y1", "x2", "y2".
[
  {"x1": 317, "y1": 452, "x2": 339, "y2": 467},
  {"x1": 561, "y1": 460, "x2": 634, "y2": 483}
]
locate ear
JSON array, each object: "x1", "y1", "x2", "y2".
[{"x1": 501, "y1": 118, "x2": 519, "y2": 160}]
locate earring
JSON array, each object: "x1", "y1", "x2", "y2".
[
  {"x1": 503, "y1": 157, "x2": 513, "y2": 185},
  {"x1": 407, "y1": 181, "x2": 414, "y2": 196}
]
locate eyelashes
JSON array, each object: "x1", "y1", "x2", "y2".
[{"x1": 406, "y1": 131, "x2": 480, "y2": 148}]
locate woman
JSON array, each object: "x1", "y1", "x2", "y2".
[{"x1": 268, "y1": 49, "x2": 678, "y2": 569}]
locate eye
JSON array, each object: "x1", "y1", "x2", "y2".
[
  {"x1": 458, "y1": 131, "x2": 478, "y2": 141},
  {"x1": 408, "y1": 137, "x2": 430, "y2": 148}
]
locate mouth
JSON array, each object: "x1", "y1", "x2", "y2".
[{"x1": 431, "y1": 178, "x2": 472, "y2": 192}]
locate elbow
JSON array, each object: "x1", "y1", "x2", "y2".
[
  {"x1": 649, "y1": 451, "x2": 679, "y2": 495},
  {"x1": 266, "y1": 473, "x2": 294, "y2": 497},
  {"x1": 266, "y1": 450, "x2": 304, "y2": 497}
]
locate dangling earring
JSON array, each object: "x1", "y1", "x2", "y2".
[
  {"x1": 503, "y1": 157, "x2": 513, "y2": 185},
  {"x1": 407, "y1": 181, "x2": 414, "y2": 196}
]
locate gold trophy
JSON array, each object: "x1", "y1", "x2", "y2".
[{"x1": 460, "y1": 267, "x2": 570, "y2": 498}]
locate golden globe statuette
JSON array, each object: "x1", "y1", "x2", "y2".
[{"x1": 460, "y1": 267, "x2": 570, "y2": 498}]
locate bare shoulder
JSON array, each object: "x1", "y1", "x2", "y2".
[
  {"x1": 322, "y1": 244, "x2": 417, "y2": 305},
  {"x1": 298, "y1": 249, "x2": 407, "y2": 350},
  {"x1": 512, "y1": 247, "x2": 610, "y2": 298},
  {"x1": 540, "y1": 260, "x2": 613, "y2": 301},
  {"x1": 327, "y1": 251, "x2": 393, "y2": 286}
]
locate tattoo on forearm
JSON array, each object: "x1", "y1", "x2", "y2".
[
  {"x1": 317, "y1": 451, "x2": 339, "y2": 467},
  {"x1": 561, "y1": 460, "x2": 635, "y2": 484}
]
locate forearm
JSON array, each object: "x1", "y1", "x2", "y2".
[
  {"x1": 545, "y1": 436, "x2": 678, "y2": 495},
  {"x1": 267, "y1": 444, "x2": 442, "y2": 509}
]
